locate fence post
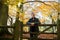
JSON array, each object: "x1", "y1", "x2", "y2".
[
  {"x1": 14, "y1": 18, "x2": 20, "y2": 40},
  {"x1": 19, "y1": 22, "x2": 23, "y2": 40},
  {"x1": 57, "y1": 13, "x2": 60, "y2": 40}
]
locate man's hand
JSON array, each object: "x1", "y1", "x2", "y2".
[{"x1": 31, "y1": 23, "x2": 34, "y2": 26}]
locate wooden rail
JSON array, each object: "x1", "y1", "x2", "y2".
[
  {"x1": 0, "y1": 24, "x2": 57, "y2": 40},
  {"x1": 0, "y1": 26, "x2": 14, "y2": 28},
  {"x1": 22, "y1": 24, "x2": 57, "y2": 40},
  {"x1": 23, "y1": 24, "x2": 57, "y2": 26}
]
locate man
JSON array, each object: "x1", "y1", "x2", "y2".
[{"x1": 27, "y1": 13, "x2": 41, "y2": 40}]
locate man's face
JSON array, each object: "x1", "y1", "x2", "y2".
[{"x1": 32, "y1": 14, "x2": 35, "y2": 18}]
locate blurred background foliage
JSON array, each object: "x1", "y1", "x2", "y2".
[{"x1": 0, "y1": 0, "x2": 60, "y2": 34}]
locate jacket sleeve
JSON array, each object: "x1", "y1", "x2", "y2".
[
  {"x1": 35, "y1": 19, "x2": 41, "y2": 25},
  {"x1": 26, "y1": 19, "x2": 31, "y2": 25}
]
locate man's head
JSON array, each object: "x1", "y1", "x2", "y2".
[{"x1": 31, "y1": 12, "x2": 35, "y2": 18}]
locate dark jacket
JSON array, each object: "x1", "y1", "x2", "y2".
[{"x1": 27, "y1": 17, "x2": 41, "y2": 32}]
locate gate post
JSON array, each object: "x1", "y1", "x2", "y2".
[
  {"x1": 14, "y1": 17, "x2": 20, "y2": 40},
  {"x1": 57, "y1": 13, "x2": 60, "y2": 40},
  {"x1": 20, "y1": 22, "x2": 23, "y2": 40}
]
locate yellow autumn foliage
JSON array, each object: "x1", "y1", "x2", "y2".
[{"x1": 8, "y1": 0, "x2": 60, "y2": 32}]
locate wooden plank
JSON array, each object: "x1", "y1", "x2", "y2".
[
  {"x1": 0, "y1": 26, "x2": 14, "y2": 28},
  {"x1": 23, "y1": 24, "x2": 57, "y2": 26}
]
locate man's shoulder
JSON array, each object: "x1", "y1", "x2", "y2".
[
  {"x1": 35, "y1": 17, "x2": 39, "y2": 20},
  {"x1": 29, "y1": 18, "x2": 32, "y2": 20},
  {"x1": 29, "y1": 17, "x2": 39, "y2": 20}
]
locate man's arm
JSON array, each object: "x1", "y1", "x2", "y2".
[
  {"x1": 35, "y1": 19, "x2": 41, "y2": 25},
  {"x1": 27, "y1": 19, "x2": 31, "y2": 25},
  {"x1": 27, "y1": 19, "x2": 34, "y2": 26}
]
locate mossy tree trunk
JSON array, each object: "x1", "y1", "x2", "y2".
[
  {"x1": 0, "y1": 0, "x2": 8, "y2": 35},
  {"x1": 0, "y1": 0, "x2": 8, "y2": 26}
]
